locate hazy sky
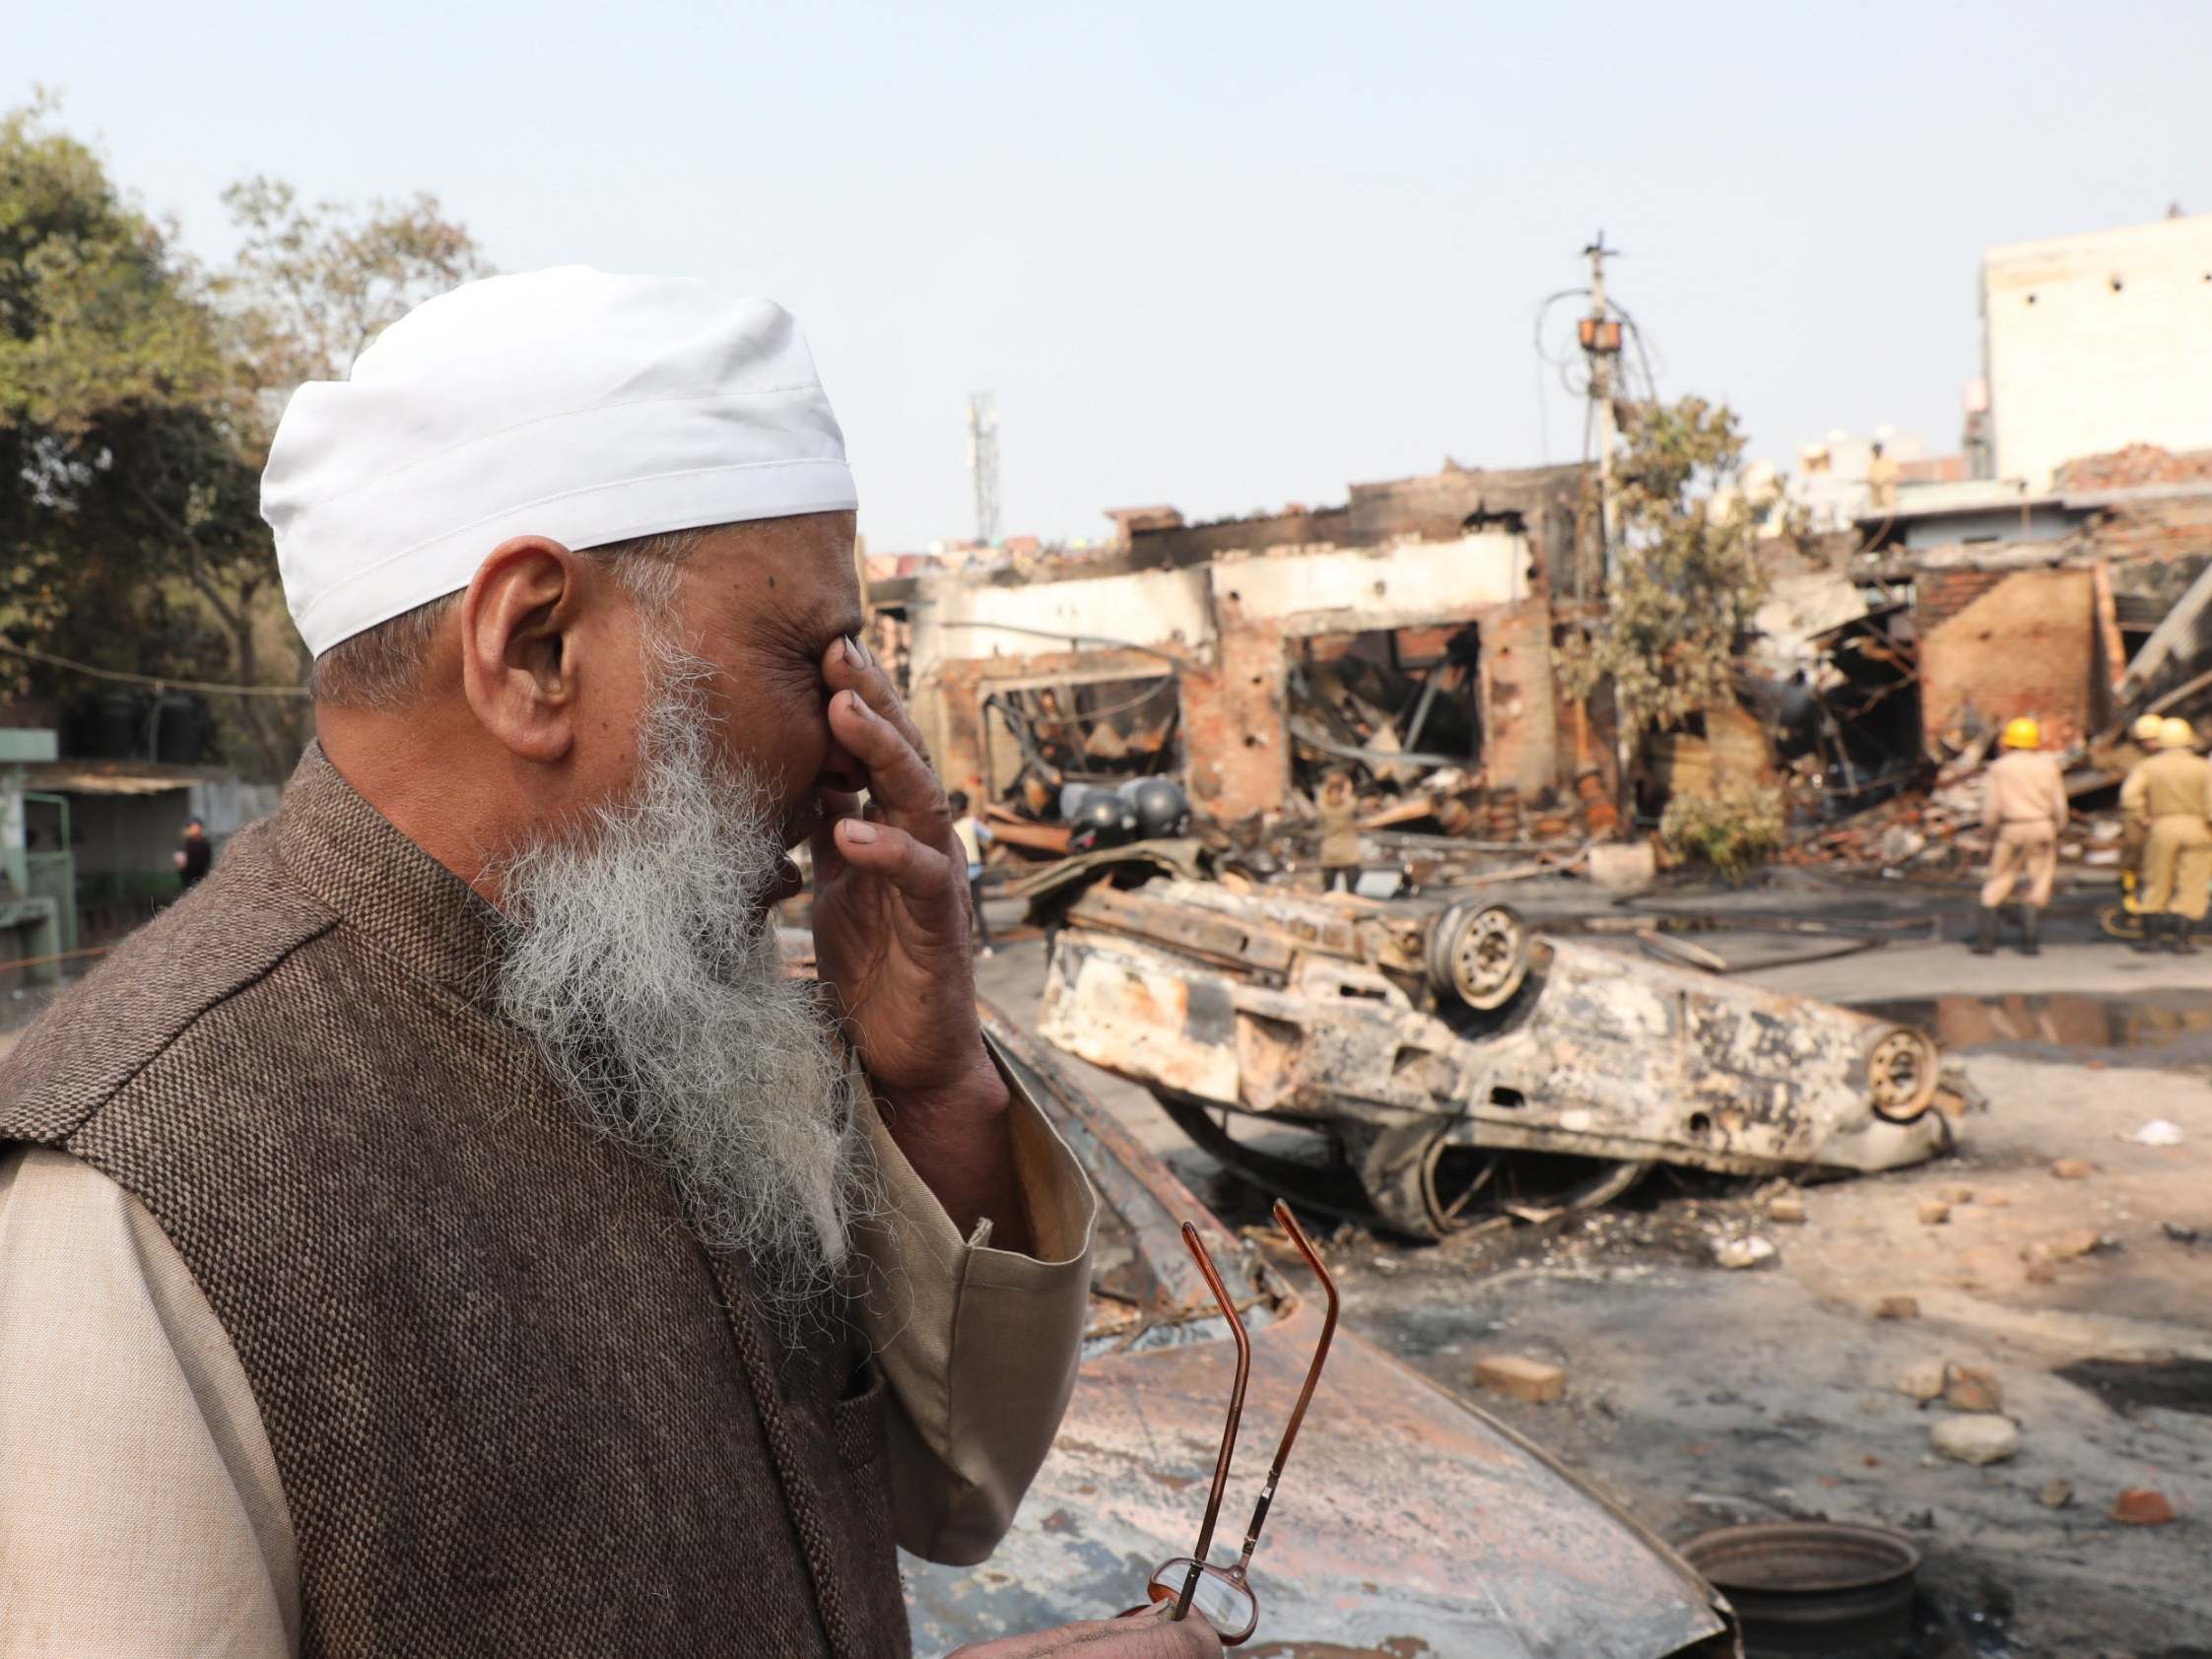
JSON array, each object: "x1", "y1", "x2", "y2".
[{"x1": 18, "y1": 1, "x2": 2211, "y2": 550}]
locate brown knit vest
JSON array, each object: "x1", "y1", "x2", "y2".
[{"x1": 0, "y1": 749, "x2": 907, "y2": 1658}]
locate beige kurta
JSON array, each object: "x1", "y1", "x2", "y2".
[{"x1": 0, "y1": 1055, "x2": 1094, "y2": 1659}]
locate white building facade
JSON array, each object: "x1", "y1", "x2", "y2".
[{"x1": 1982, "y1": 213, "x2": 2212, "y2": 488}]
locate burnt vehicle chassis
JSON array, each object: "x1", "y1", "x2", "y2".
[{"x1": 1039, "y1": 880, "x2": 1959, "y2": 1239}]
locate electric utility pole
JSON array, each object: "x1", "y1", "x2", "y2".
[
  {"x1": 1580, "y1": 233, "x2": 1624, "y2": 582},
  {"x1": 1578, "y1": 233, "x2": 1635, "y2": 825}
]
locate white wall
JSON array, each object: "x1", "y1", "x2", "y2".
[
  {"x1": 907, "y1": 531, "x2": 1533, "y2": 680},
  {"x1": 1983, "y1": 214, "x2": 2212, "y2": 488},
  {"x1": 907, "y1": 565, "x2": 1212, "y2": 682},
  {"x1": 1209, "y1": 532, "x2": 1528, "y2": 631}
]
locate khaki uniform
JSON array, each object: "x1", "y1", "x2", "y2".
[
  {"x1": 2107, "y1": 741, "x2": 2156, "y2": 875},
  {"x1": 1979, "y1": 748, "x2": 2068, "y2": 908},
  {"x1": 2121, "y1": 748, "x2": 2212, "y2": 921}
]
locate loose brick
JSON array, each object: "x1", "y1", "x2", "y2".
[
  {"x1": 1874, "y1": 1295, "x2": 1921, "y2": 1321},
  {"x1": 2050, "y1": 1159, "x2": 2097, "y2": 1180},
  {"x1": 1767, "y1": 1195, "x2": 1807, "y2": 1225},
  {"x1": 1475, "y1": 1355, "x2": 1565, "y2": 1404},
  {"x1": 2111, "y1": 1489, "x2": 2177, "y2": 1526},
  {"x1": 1943, "y1": 1363, "x2": 2005, "y2": 1414},
  {"x1": 1919, "y1": 1200, "x2": 1952, "y2": 1226}
]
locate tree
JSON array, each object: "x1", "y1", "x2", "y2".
[
  {"x1": 221, "y1": 175, "x2": 492, "y2": 408},
  {"x1": 0, "y1": 99, "x2": 493, "y2": 779},
  {"x1": 0, "y1": 96, "x2": 247, "y2": 711},
  {"x1": 1559, "y1": 395, "x2": 1776, "y2": 735}
]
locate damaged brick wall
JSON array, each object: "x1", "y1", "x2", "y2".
[
  {"x1": 1918, "y1": 566, "x2": 2100, "y2": 749},
  {"x1": 1180, "y1": 613, "x2": 1290, "y2": 826},
  {"x1": 1478, "y1": 600, "x2": 1560, "y2": 799}
]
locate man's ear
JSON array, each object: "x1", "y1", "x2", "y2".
[{"x1": 458, "y1": 536, "x2": 591, "y2": 763}]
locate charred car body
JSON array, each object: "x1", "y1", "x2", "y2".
[
  {"x1": 1039, "y1": 881, "x2": 1957, "y2": 1238},
  {"x1": 902, "y1": 1008, "x2": 1738, "y2": 1657}
]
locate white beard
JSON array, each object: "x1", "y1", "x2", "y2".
[{"x1": 491, "y1": 639, "x2": 875, "y2": 1318}]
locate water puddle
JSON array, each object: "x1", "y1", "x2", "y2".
[{"x1": 1853, "y1": 991, "x2": 2212, "y2": 1056}]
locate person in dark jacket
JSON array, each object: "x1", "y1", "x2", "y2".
[{"x1": 172, "y1": 817, "x2": 213, "y2": 892}]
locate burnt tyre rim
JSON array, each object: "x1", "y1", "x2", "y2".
[
  {"x1": 1867, "y1": 1028, "x2": 1940, "y2": 1123},
  {"x1": 1422, "y1": 1142, "x2": 1501, "y2": 1231},
  {"x1": 1447, "y1": 905, "x2": 1527, "y2": 1009},
  {"x1": 1421, "y1": 1139, "x2": 1649, "y2": 1233},
  {"x1": 1681, "y1": 1522, "x2": 1919, "y2": 1658}
]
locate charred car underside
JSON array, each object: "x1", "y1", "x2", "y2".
[{"x1": 1039, "y1": 881, "x2": 1963, "y2": 1238}]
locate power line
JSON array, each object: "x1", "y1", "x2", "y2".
[{"x1": 0, "y1": 637, "x2": 311, "y2": 698}]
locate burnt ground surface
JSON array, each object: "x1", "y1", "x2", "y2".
[{"x1": 978, "y1": 897, "x2": 2212, "y2": 1659}]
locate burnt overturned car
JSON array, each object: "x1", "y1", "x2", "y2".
[{"x1": 1038, "y1": 881, "x2": 1959, "y2": 1238}]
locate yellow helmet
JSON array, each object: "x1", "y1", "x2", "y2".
[
  {"x1": 2001, "y1": 716, "x2": 2042, "y2": 751},
  {"x1": 2159, "y1": 717, "x2": 2198, "y2": 751},
  {"x1": 2132, "y1": 713, "x2": 2167, "y2": 744}
]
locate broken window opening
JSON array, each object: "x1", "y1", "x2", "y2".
[{"x1": 1286, "y1": 624, "x2": 1483, "y2": 817}]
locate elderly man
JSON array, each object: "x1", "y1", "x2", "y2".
[
  {"x1": 2121, "y1": 716, "x2": 2212, "y2": 955},
  {"x1": 0, "y1": 271, "x2": 1216, "y2": 1659}
]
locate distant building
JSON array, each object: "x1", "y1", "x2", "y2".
[
  {"x1": 1981, "y1": 212, "x2": 2212, "y2": 490},
  {"x1": 1785, "y1": 429, "x2": 1926, "y2": 530}
]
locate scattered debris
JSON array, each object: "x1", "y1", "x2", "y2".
[
  {"x1": 2027, "y1": 1228, "x2": 2115, "y2": 1265},
  {"x1": 1714, "y1": 1234, "x2": 1778, "y2": 1271},
  {"x1": 2109, "y1": 1488, "x2": 2178, "y2": 1527},
  {"x1": 2040, "y1": 1478, "x2": 2075, "y2": 1510},
  {"x1": 1937, "y1": 1182, "x2": 1975, "y2": 1205},
  {"x1": 1875, "y1": 1295, "x2": 1922, "y2": 1322},
  {"x1": 2165, "y1": 1222, "x2": 2202, "y2": 1245},
  {"x1": 1475, "y1": 1355, "x2": 1567, "y2": 1404},
  {"x1": 1766, "y1": 1195, "x2": 1807, "y2": 1226},
  {"x1": 1942, "y1": 1363, "x2": 2006, "y2": 1415},
  {"x1": 2051, "y1": 1159, "x2": 2098, "y2": 1180},
  {"x1": 1919, "y1": 1200, "x2": 1953, "y2": 1226},
  {"x1": 2126, "y1": 1119, "x2": 2185, "y2": 1148},
  {"x1": 1900, "y1": 1360, "x2": 1947, "y2": 1403},
  {"x1": 1931, "y1": 1414, "x2": 2021, "y2": 1466}
]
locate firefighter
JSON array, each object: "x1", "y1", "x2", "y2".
[
  {"x1": 2120, "y1": 716, "x2": 2212, "y2": 955},
  {"x1": 1972, "y1": 716, "x2": 2067, "y2": 958},
  {"x1": 2115, "y1": 712, "x2": 2168, "y2": 911}
]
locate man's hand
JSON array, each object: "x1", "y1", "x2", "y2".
[
  {"x1": 948, "y1": 1605, "x2": 1225, "y2": 1657},
  {"x1": 810, "y1": 635, "x2": 1025, "y2": 1244}
]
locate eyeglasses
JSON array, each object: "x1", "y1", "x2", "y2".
[{"x1": 1118, "y1": 1200, "x2": 1339, "y2": 1648}]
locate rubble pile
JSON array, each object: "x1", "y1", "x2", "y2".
[{"x1": 1776, "y1": 763, "x2": 2126, "y2": 878}]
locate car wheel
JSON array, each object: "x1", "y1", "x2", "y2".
[{"x1": 1428, "y1": 901, "x2": 1530, "y2": 1011}]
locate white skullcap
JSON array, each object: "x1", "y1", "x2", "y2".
[{"x1": 263, "y1": 266, "x2": 855, "y2": 658}]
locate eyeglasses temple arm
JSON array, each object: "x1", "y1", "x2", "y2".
[
  {"x1": 1174, "y1": 1221, "x2": 1250, "y2": 1622},
  {"x1": 1233, "y1": 1199, "x2": 1340, "y2": 1573}
]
